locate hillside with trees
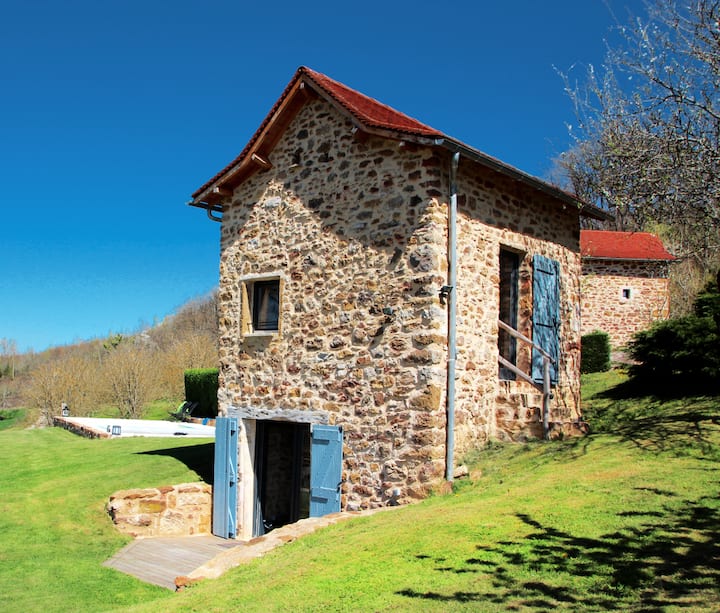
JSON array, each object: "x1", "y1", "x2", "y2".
[{"x1": 0, "y1": 292, "x2": 218, "y2": 422}]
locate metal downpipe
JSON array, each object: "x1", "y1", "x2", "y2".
[{"x1": 445, "y1": 151, "x2": 459, "y2": 482}]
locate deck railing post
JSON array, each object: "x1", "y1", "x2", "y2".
[
  {"x1": 542, "y1": 357, "x2": 551, "y2": 440},
  {"x1": 498, "y1": 319, "x2": 555, "y2": 440}
]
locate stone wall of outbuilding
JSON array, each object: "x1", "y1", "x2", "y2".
[
  {"x1": 581, "y1": 259, "x2": 671, "y2": 347},
  {"x1": 217, "y1": 96, "x2": 583, "y2": 513},
  {"x1": 452, "y1": 165, "x2": 583, "y2": 448}
]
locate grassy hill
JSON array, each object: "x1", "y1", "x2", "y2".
[{"x1": 1, "y1": 371, "x2": 718, "y2": 612}]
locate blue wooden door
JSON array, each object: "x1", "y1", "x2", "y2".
[
  {"x1": 532, "y1": 255, "x2": 560, "y2": 385},
  {"x1": 213, "y1": 417, "x2": 238, "y2": 539},
  {"x1": 309, "y1": 425, "x2": 343, "y2": 517}
]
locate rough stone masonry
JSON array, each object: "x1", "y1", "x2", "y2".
[{"x1": 216, "y1": 95, "x2": 583, "y2": 512}]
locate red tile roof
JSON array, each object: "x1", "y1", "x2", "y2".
[
  {"x1": 190, "y1": 66, "x2": 610, "y2": 221},
  {"x1": 192, "y1": 67, "x2": 446, "y2": 199},
  {"x1": 301, "y1": 67, "x2": 444, "y2": 138},
  {"x1": 581, "y1": 230, "x2": 676, "y2": 261}
]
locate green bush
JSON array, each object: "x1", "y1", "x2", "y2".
[
  {"x1": 184, "y1": 368, "x2": 219, "y2": 418},
  {"x1": 694, "y1": 278, "x2": 720, "y2": 326},
  {"x1": 627, "y1": 277, "x2": 720, "y2": 392},
  {"x1": 581, "y1": 331, "x2": 611, "y2": 373}
]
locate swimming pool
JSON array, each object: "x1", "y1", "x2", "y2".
[{"x1": 58, "y1": 417, "x2": 216, "y2": 438}]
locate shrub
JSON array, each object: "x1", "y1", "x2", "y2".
[
  {"x1": 627, "y1": 275, "x2": 720, "y2": 392},
  {"x1": 184, "y1": 368, "x2": 219, "y2": 418},
  {"x1": 581, "y1": 331, "x2": 611, "y2": 373},
  {"x1": 693, "y1": 278, "x2": 720, "y2": 327},
  {"x1": 628, "y1": 316, "x2": 720, "y2": 391}
]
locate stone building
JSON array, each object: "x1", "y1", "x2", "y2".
[
  {"x1": 581, "y1": 230, "x2": 676, "y2": 347},
  {"x1": 190, "y1": 67, "x2": 609, "y2": 539}
]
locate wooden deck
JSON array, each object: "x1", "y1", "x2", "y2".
[{"x1": 104, "y1": 535, "x2": 242, "y2": 590}]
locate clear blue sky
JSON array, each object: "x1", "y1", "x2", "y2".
[{"x1": 0, "y1": 0, "x2": 644, "y2": 352}]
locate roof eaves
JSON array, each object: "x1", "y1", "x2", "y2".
[
  {"x1": 436, "y1": 138, "x2": 613, "y2": 221},
  {"x1": 583, "y1": 255, "x2": 677, "y2": 262},
  {"x1": 190, "y1": 70, "x2": 311, "y2": 203},
  {"x1": 190, "y1": 67, "x2": 614, "y2": 223}
]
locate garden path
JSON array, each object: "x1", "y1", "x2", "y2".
[{"x1": 104, "y1": 507, "x2": 394, "y2": 590}]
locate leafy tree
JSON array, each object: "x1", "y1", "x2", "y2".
[{"x1": 557, "y1": 0, "x2": 720, "y2": 311}]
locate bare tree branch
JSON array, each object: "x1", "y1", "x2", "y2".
[{"x1": 556, "y1": 0, "x2": 720, "y2": 290}]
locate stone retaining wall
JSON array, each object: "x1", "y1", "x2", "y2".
[
  {"x1": 107, "y1": 482, "x2": 212, "y2": 537},
  {"x1": 52, "y1": 415, "x2": 110, "y2": 438}
]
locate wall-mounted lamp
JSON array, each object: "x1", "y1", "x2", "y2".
[{"x1": 439, "y1": 285, "x2": 454, "y2": 305}]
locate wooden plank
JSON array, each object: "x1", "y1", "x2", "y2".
[
  {"x1": 104, "y1": 536, "x2": 241, "y2": 590},
  {"x1": 498, "y1": 355, "x2": 537, "y2": 386}
]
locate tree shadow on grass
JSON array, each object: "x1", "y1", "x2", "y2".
[
  {"x1": 398, "y1": 494, "x2": 720, "y2": 610},
  {"x1": 137, "y1": 442, "x2": 215, "y2": 484},
  {"x1": 584, "y1": 379, "x2": 720, "y2": 459},
  {"x1": 603, "y1": 375, "x2": 720, "y2": 401}
]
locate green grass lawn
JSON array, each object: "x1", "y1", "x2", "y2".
[
  {"x1": 0, "y1": 408, "x2": 28, "y2": 431},
  {"x1": 0, "y1": 427, "x2": 214, "y2": 612},
  {"x1": 1, "y1": 372, "x2": 718, "y2": 612}
]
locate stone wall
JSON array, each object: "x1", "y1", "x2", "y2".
[
  {"x1": 53, "y1": 415, "x2": 110, "y2": 438},
  {"x1": 217, "y1": 95, "x2": 584, "y2": 520},
  {"x1": 581, "y1": 259, "x2": 671, "y2": 347},
  {"x1": 452, "y1": 166, "x2": 583, "y2": 449},
  {"x1": 107, "y1": 483, "x2": 211, "y2": 538}
]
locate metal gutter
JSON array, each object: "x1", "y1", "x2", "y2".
[
  {"x1": 444, "y1": 151, "x2": 459, "y2": 482},
  {"x1": 188, "y1": 200, "x2": 223, "y2": 222}
]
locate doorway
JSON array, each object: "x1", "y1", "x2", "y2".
[{"x1": 254, "y1": 421, "x2": 311, "y2": 533}]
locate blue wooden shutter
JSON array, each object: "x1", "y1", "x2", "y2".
[
  {"x1": 309, "y1": 425, "x2": 343, "y2": 517},
  {"x1": 212, "y1": 417, "x2": 238, "y2": 539},
  {"x1": 532, "y1": 255, "x2": 560, "y2": 385}
]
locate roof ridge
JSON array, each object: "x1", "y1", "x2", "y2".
[
  {"x1": 298, "y1": 66, "x2": 444, "y2": 138},
  {"x1": 190, "y1": 66, "x2": 609, "y2": 221},
  {"x1": 580, "y1": 229, "x2": 675, "y2": 260}
]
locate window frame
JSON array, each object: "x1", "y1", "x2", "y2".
[
  {"x1": 251, "y1": 279, "x2": 280, "y2": 331},
  {"x1": 240, "y1": 274, "x2": 283, "y2": 337}
]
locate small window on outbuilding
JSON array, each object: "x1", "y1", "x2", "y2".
[
  {"x1": 622, "y1": 288, "x2": 632, "y2": 300},
  {"x1": 241, "y1": 277, "x2": 282, "y2": 335}
]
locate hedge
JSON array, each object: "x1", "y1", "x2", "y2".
[
  {"x1": 581, "y1": 331, "x2": 611, "y2": 374},
  {"x1": 184, "y1": 368, "x2": 219, "y2": 418}
]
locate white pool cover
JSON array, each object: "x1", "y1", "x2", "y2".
[{"x1": 63, "y1": 417, "x2": 215, "y2": 438}]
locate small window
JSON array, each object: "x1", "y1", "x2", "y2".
[
  {"x1": 241, "y1": 277, "x2": 282, "y2": 335},
  {"x1": 252, "y1": 280, "x2": 280, "y2": 330},
  {"x1": 622, "y1": 288, "x2": 631, "y2": 300}
]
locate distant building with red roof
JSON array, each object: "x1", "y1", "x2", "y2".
[{"x1": 581, "y1": 230, "x2": 676, "y2": 347}]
